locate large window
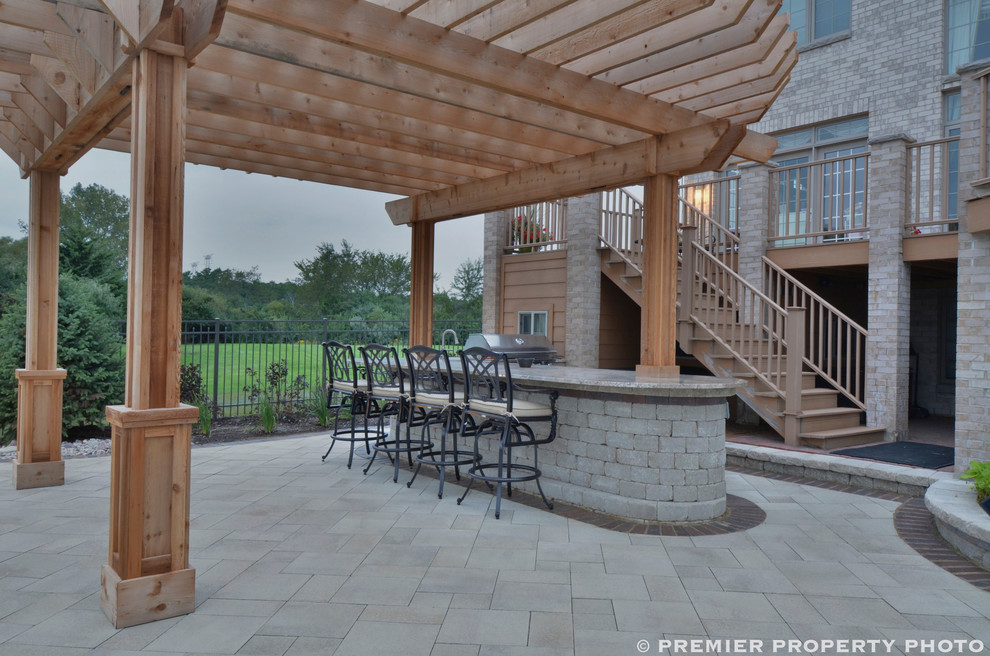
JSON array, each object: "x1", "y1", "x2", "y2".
[
  {"x1": 782, "y1": 0, "x2": 851, "y2": 45},
  {"x1": 773, "y1": 116, "x2": 869, "y2": 245},
  {"x1": 947, "y1": 0, "x2": 990, "y2": 73}
]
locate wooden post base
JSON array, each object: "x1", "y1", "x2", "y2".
[
  {"x1": 12, "y1": 459, "x2": 65, "y2": 489},
  {"x1": 101, "y1": 564, "x2": 195, "y2": 628},
  {"x1": 635, "y1": 364, "x2": 681, "y2": 379},
  {"x1": 14, "y1": 368, "x2": 67, "y2": 489},
  {"x1": 103, "y1": 404, "x2": 198, "y2": 628}
]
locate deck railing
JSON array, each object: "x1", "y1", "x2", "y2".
[
  {"x1": 762, "y1": 259, "x2": 867, "y2": 409},
  {"x1": 682, "y1": 241, "x2": 788, "y2": 395},
  {"x1": 599, "y1": 187, "x2": 643, "y2": 268},
  {"x1": 906, "y1": 136, "x2": 960, "y2": 236},
  {"x1": 679, "y1": 174, "x2": 741, "y2": 231},
  {"x1": 769, "y1": 152, "x2": 870, "y2": 247},
  {"x1": 680, "y1": 198, "x2": 740, "y2": 271},
  {"x1": 599, "y1": 187, "x2": 740, "y2": 271},
  {"x1": 504, "y1": 200, "x2": 567, "y2": 253}
]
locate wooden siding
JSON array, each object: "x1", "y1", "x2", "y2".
[
  {"x1": 500, "y1": 251, "x2": 567, "y2": 358},
  {"x1": 599, "y1": 276, "x2": 640, "y2": 370}
]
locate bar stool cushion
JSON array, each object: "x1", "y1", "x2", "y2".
[
  {"x1": 416, "y1": 391, "x2": 456, "y2": 406},
  {"x1": 468, "y1": 398, "x2": 552, "y2": 418}
]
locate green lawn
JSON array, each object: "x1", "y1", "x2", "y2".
[{"x1": 181, "y1": 340, "x2": 458, "y2": 416}]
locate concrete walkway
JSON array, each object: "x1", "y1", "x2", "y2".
[{"x1": 1, "y1": 433, "x2": 989, "y2": 656}]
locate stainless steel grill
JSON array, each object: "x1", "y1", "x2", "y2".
[{"x1": 463, "y1": 333, "x2": 558, "y2": 365}]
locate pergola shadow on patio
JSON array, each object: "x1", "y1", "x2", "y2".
[{"x1": 1, "y1": 0, "x2": 796, "y2": 627}]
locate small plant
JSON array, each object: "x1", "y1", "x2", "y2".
[
  {"x1": 258, "y1": 394, "x2": 276, "y2": 434},
  {"x1": 195, "y1": 400, "x2": 212, "y2": 437},
  {"x1": 0, "y1": 423, "x2": 13, "y2": 448},
  {"x1": 961, "y1": 461, "x2": 990, "y2": 503},
  {"x1": 310, "y1": 386, "x2": 332, "y2": 428},
  {"x1": 244, "y1": 360, "x2": 308, "y2": 430},
  {"x1": 179, "y1": 363, "x2": 220, "y2": 435},
  {"x1": 511, "y1": 206, "x2": 552, "y2": 253}
]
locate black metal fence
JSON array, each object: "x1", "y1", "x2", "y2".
[{"x1": 176, "y1": 318, "x2": 480, "y2": 417}]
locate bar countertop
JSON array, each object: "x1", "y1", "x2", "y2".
[{"x1": 507, "y1": 364, "x2": 741, "y2": 398}]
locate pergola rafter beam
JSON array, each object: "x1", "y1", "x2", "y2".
[
  {"x1": 185, "y1": 108, "x2": 502, "y2": 182},
  {"x1": 185, "y1": 91, "x2": 519, "y2": 175},
  {"x1": 599, "y1": 0, "x2": 780, "y2": 86},
  {"x1": 387, "y1": 120, "x2": 746, "y2": 224},
  {"x1": 631, "y1": 13, "x2": 790, "y2": 96},
  {"x1": 215, "y1": 11, "x2": 648, "y2": 147},
  {"x1": 226, "y1": 0, "x2": 711, "y2": 135},
  {"x1": 188, "y1": 64, "x2": 570, "y2": 168},
  {"x1": 562, "y1": 0, "x2": 753, "y2": 75},
  {"x1": 528, "y1": 0, "x2": 712, "y2": 64},
  {"x1": 196, "y1": 45, "x2": 606, "y2": 158}
]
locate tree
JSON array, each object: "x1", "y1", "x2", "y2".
[
  {"x1": 0, "y1": 236, "x2": 27, "y2": 319},
  {"x1": 450, "y1": 258, "x2": 483, "y2": 302},
  {"x1": 435, "y1": 258, "x2": 483, "y2": 320},
  {"x1": 0, "y1": 273, "x2": 125, "y2": 436},
  {"x1": 59, "y1": 224, "x2": 127, "y2": 305},
  {"x1": 294, "y1": 240, "x2": 411, "y2": 319},
  {"x1": 59, "y1": 183, "x2": 130, "y2": 273}
]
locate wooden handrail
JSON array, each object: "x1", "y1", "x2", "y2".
[
  {"x1": 769, "y1": 152, "x2": 869, "y2": 247},
  {"x1": 689, "y1": 243, "x2": 789, "y2": 396},
  {"x1": 505, "y1": 199, "x2": 567, "y2": 253},
  {"x1": 600, "y1": 187, "x2": 869, "y2": 417},
  {"x1": 906, "y1": 136, "x2": 959, "y2": 235},
  {"x1": 599, "y1": 187, "x2": 643, "y2": 269},
  {"x1": 762, "y1": 257, "x2": 867, "y2": 410}
]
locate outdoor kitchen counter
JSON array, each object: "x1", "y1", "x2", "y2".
[{"x1": 501, "y1": 365, "x2": 741, "y2": 522}]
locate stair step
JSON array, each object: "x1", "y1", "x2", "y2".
[
  {"x1": 731, "y1": 370, "x2": 817, "y2": 390},
  {"x1": 799, "y1": 407, "x2": 862, "y2": 432},
  {"x1": 801, "y1": 388, "x2": 840, "y2": 410},
  {"x1": 800, "y1": 426, "x2": 887, "y2": 450}
]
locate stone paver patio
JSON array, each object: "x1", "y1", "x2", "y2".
[{"x1": 1, "y1": 432, "x2": 989, "y2": 656}]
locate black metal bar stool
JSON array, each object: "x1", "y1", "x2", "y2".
[
  {"x1": 359, "y1": 343, "x2": 432, "y2": 482},
  {"x1": 320, "y1": 341, "x2": 376, "y2": 468},
  {"x1": 403, "y1": 345, "x2": 478, "y2": 498},
  {"x1": 456, "y1": 346, "x2": 559, "y2": 519}
]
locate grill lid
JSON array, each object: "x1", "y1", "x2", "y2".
[{"x1": 463, "y1": 333, "x2": 558, "y2": 363}]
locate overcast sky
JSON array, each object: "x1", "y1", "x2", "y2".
[{"x1": 0, "y1": 149, "x2": 484, "y2": 289}]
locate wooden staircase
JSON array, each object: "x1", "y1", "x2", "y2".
[{"x1": 599, "y1": 189, "x2": 885, "y2": 449}]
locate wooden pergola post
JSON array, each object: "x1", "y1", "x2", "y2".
[
  {"x1": 13, "y1": 169, "x2": 67, "y2": 489},
  {"x1": 637, "y1": 173, "x2": 681, "y2": 378},
  {"x1": 100, "y1": 41, "x2": 199, "y2": 629},
  {"x1": 409, "y1": 220, "x2": 435, "y2": 347}
]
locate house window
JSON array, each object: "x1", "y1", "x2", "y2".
[
  {"x1": 518, "y1": 311, "x2": 548, "y2": 336},
  {"x1": 947, "y1": 0, "x2": 990, "y2": 73},
  {"x1": 773, "y1": 116, "x2": 869, "y2": 243},
  {"x1": 781, "y1": 0, "x2": 851, "y2": 45}
]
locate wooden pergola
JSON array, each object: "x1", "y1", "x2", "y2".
[{"x1": 1, "y1": 0, "x2": 795, "y2": 627}]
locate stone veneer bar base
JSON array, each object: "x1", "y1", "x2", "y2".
[{"x1": 502, "y1": 365, "x2": 739, "y2": 522}]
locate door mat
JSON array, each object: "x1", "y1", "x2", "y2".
[{"x1": 832, "y1": 441, "x2": 954, "y2": 469}]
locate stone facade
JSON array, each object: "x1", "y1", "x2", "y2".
[
  {"x1": 505, "y1": 387, "x2": 728, "y2": 522},
  {"x1": 754, "y1": 1, "x2": 944, "y2": 140},
  {"x1": 563, "y1": 194, "x2": 602, "y2": 368},
  {"x1": 954, "y1": 67, "x2": 990, "y2": 467},
  {"x1": 865, "y1": 136, "x2": 912, "y2": 440},
  {"x1": 482, "y1": 210, "x2": 505, "y2": 334}
]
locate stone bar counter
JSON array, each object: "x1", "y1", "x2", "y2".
[{"x1": 506, "y1": 365, "x2": 740, "y2": 522}]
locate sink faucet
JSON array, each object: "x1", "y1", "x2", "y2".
[{"x1": 441, "y1": 328, "x2": 459, "y2": 349}]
